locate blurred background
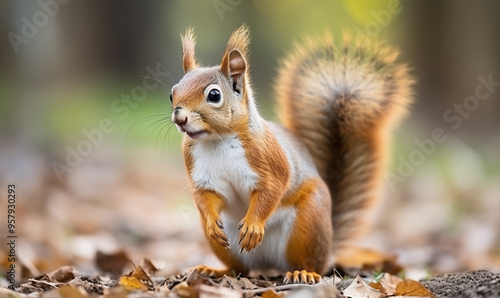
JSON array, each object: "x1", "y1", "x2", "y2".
[{"x1": 1, "y1": 0, "x2": 499, "y2": 283}]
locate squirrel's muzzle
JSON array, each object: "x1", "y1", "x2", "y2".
[{"x1": 172, "y1": 107, "x2": 188, "y2": 127}]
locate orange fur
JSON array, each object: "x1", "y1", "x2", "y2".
[
  {"x1": 237, "y1": 124, "x2": 291, "y2": 252},
  {"x1": 283, "y1": 178, "x2": 332, "y2": 274}
]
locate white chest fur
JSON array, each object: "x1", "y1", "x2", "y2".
[
  {"x1": 190, "y1": 136, "x2": 259, "y2": 213},
  {"x1": 190, "y1": 135, "x2": 295, "y2": 271}
]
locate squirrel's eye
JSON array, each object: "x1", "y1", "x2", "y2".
[
  {"x1": 204, "y1": 84, "x2": 223, "y2": 107},
  {"x1": 169, "y1": 94, "x2": 173, "y2": 103},
  {"x1": 207, "y1": 89, "x2": 221, "y2": 103}
]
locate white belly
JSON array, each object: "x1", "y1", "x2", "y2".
[{"x1": 190, "y1": 136, "x2": 295, "y2": 271}]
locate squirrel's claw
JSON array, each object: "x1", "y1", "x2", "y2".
[
  {"x1": 237, "y1": 219, "x2": 264, "y2": 253},
  {"x1": 207, "y1": 220, "x2": 230, "y2": 249},
  {"x1": 283, "y1": 270, "x2": 322, "y2": 284}
]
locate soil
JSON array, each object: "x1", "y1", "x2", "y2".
[{"x1": 422, "y1": 270, "x2": 500, "y2": 298}]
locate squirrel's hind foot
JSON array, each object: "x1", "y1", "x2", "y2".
[{"x1": 284, "y1": 270, "x2": 322, "y2": 284}]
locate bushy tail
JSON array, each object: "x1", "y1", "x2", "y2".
[{"x1": 275, "y1": 34, "x2": 413, "y2": 248}]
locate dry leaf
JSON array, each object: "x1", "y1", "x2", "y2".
[
  {"x1": 119, "y1": 262, "x2": 154, "y2": 292},
  {"x1": 95, "y1": 250, "x2": 130, "y2": 274},
  {"x1": 368, "y1": 282, "x2": 386, "y2": 294},
  {"x1": 262, "y1": 289, "x2": 284, "y2": 298},
  {"x1": 394, "y1": 279, "x2": 436, "y2": 297},
  {"x1": 119, "y1": 276, "x2": 148, "y2": 291},
  {"x1": 172, "y1": 281, "x2": 198, "y2": 297},
  {"x1": 379, "y1": 273, "x2": 403, "y2": 295},
  {"x1": 57, "y1": 284, "x2": 88, "y2": 298},
  {"x1": 48, "y1": 265, "x2": 76, "y2": 283},
  {"x1": 141, "y1": 257, "x2": 158, "y2": 275},
  {"x1": 129, "y1": 263, "x2": 154, "y2": 290},
  {"x1": 32, "y1": 273, "x2": 51, "y2": 282},
  {"x1": 248, "y1": 277, "x2": 275, "y2": 288},
  {"x1": 219, "y1": 275, "x2": 242, "y2": 290},
  {"x1": 239, "y1": 277, "x2": 259, "y2": 290},
  {"x1": 342, "y1": 275, "x2": 383, "y2": 298}
]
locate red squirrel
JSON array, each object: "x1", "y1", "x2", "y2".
[{"x1": 170, "y1": 25, "x2": 413, "y2": 284}]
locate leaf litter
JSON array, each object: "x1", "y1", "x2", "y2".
[
  {"x1": 4, "y1": 253, "x2": 443, "y2": 298},
  {"x1": 1, "y1": 147, "x2": 499, "y2": 297}
]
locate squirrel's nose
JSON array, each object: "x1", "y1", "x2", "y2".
[
  {"x1": 172, "y1": 107, "x2": 188, "y2": 126},
  {"x1": 175, "y1": 116, "x2": 187, "y2": 126}
]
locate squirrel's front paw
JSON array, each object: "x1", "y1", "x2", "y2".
[
  {"x1": 206, "y1": 219, "x2": 230, "y2": 249},
  {"x1": 237, "y1": 219, "x2": 264, "y2": 253}
]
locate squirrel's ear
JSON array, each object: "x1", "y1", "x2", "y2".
[
  {"x1": 221, "y1": 25, "x2": 250, "y2": 93},
  {"x1": 181, "y1": 27, "x2": 198, "y2": 73},
  {"x1": 227, "y1": 49, "x2": 246, "y2": 94}
]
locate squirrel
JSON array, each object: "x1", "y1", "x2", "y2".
[{"x1": 170, "y1": 25, "x2": 413, "y2": 284}]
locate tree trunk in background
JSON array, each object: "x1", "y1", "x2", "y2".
[{"x1": 404, "y1": 0, "x2": 500, "y2": 138}]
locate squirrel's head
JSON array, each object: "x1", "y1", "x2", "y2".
[{"x1": 171, "y1": 25, "x2": 253, "y2": 141}]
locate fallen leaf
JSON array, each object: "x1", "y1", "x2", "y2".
[
  {"x1": 119, "y1": 276, "x2": 148, "y2": 291},
  {"x1": 219, "y1": 275, "x2": 242, "y2": 290},
  {"x1": 342, "y1": 275, "x2": 383, "y2": 298},
  {"x1": 129, "y1": 263, "x2": 154, "y2": 290},
  {"x1": 368, "y1": 281, "x2": 386, "y2": 294},
  {"x1": 262, "y1": 289, "x2": 284, "y2": 298},
  {"x1": 185, "y1": 269, "x2": 211, "y2": 287},
  {"x1": 48, "y1": 265, "x2": 76, "y2": 283},
  {"x1": 141, "y1": 257, "x2": 158, "y2": 275},
  {"x1": 57, "y1": 284, "x2": 88, "y2": 298},
  {"x1": 394, "y1": 279, "x2": 436, "y2": 297},
  {"x1": 379, "y1": 273, "x2": 403, "y2": 295},
  {"x1": 68, "y1": 276, "x2": 119, "y2": 296},
  {"x1": 172, "y1": 281, "x2": 198, "y2": 297},
  {"x1": 32, "y1": 273, "x2": 51, "y2": 281},
  {"x1": 95, "y1": 250, "x2": 130, "y2": 274},
  {"x1": 240, "y1": 277, "x2": 258, "y2": 290},
  {"x1": 248, "y1": 277, "x2": 275, "y2": 288},
  {"x1": 28, "y1": 274, "x2": 59, "y2": 291},
  {"x1": 119, "y1": 262, "x2": 155, "y2": 292}
]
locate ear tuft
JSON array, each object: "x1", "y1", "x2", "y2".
[
  {"x1": 221, "y1": 25, "x2": 250, "y2": 76},
  {"x1": 226, "y1": 25, "x2": 250, "y2": 58},
  {"x1": 181, "y1": 27, "x2": 198, "y2": 73}
]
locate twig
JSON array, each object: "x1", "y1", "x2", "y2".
[
  {"x1": 242, "y1": 283, "x2": 313, "y2": 295},
  {"x1": 28, "y1": 278, "x2": 60, "y2": 288}
]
